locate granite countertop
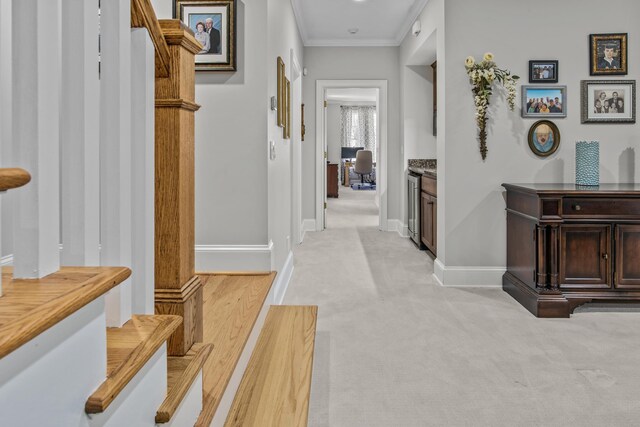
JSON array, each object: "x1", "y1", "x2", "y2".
[
  {"x1": 408, "y1": 159, "x2": 437, "y2": 178},
  {"x1": 408, "y1": 166, "x2": 437, "y2": 178}
]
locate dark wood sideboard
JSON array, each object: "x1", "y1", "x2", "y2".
[
  {"x1": 503, "y1": 183, "x2": 640, "y2": 318},
  {"x1": 327, "y1": 163, "x2": 339, "y2": 198},
  {"x1": 421, "y1": 174, "x2": 437, "y2": 256}
]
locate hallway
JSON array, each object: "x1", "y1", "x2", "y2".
[{"x1": 285, "y1": 189, "x2": 640, "y2": 427}]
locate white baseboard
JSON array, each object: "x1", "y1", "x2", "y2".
[
  {"x1": 1, "y1": 254, "x2": 13, "y2": 267},
  {"x1": 301, "y1": 219, "x2": 316, "y2": 242},
  {"x1": 195, "y1": 241, "x2": 273, "y2": 272},
  {"x1": 386, "y1": 219, "x2": 409, "y2": 238},
  {"x1": 273, "y1": 251, "x2": 294, "y2": 305},
  {"x1": 433, "y1": 258, "x2": 504, "y2": 288}
]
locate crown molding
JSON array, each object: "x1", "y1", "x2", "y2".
[
  {"x1": 290, "y1": 0, "x2": 309, "y2": 45},
  {"x1": 394, "y1": 0, "x2": 430, "y2": 45},
  {"x1": 304, "y1": 38, "x2": 400, "y2": 47}
]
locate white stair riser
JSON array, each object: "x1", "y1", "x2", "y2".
[
  {"x1": 87, "y1": 345, "x2": 167, "y2": 427},
  {"x1": 0, "y1": 298, "x2": 106, "y2": 427},
  {"x1": 162, "y1": 372, "x2": 204, "y2": 427}
]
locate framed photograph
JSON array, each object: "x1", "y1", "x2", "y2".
[
  {"x1": 529, "y1": 60, "x2": 558, "y2": 83},
  {"x1": 173, "y1": 0, "x2": 237, "y2": 71},
  {"x1": 283, "y1": 78, "x2": 291, "y2": 139},
  {"x1": 277, "y1": 57, "x2": 285, "y2": 127},
  {"x1": 301, "y1": 103, "x2": 306, "y2": 141},
  {"x1": 528, "y1": 120, "x2": 560, "y2": 157},
  {"x1": 590, "y1": 33, "x2": 627, "y2": 76},
  {"x1": 522, "y1": 86, "x2": 567, "y2": 118},
  {"x1": 581, "y1": 80, "x2": 636, "y2": 123}
]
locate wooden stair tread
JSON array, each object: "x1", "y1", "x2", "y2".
[
  {"x1": 0, "y1": 266, "x2": 131, "y2": 359},
  {"x1": 156, "y1": 342, "x2": 213, "y2": 423},
  {"x1": 195, "y1": 273, "x2": 276, "y2": 427},
  {"x1": 225, "y1": 306, "x2": 318, "y2": 427},
  {"x1": 85, "y1": 314, "x2": 182, "y2": 414}
]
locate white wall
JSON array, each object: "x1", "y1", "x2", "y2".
[
  {"x1": 153, "y1": 0, "x2": 303, "y2": 277},
  {"x1": 267, "y1": 0, "x2": 304, "y2": 275},
  {"x1": 399, "y1": 0, "x2": 444, "y2": 232},
  {"x1": 437, "y1": 0, "x2": 640, "y2": 284},
  {"x1": 302, "y1": 47, "x2": 402, "y2": 221}
]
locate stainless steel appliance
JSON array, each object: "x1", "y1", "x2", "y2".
[{"x1": 407, "y1": 172, "x2": 421, "y2": 246}]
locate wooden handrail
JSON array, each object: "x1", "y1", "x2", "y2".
[
  {"x1": 130, "y1": 0, "x2": 171, "y2": 78},
  {"x1": 0, "y1": 168, "x2": 31, "y2": 192}
]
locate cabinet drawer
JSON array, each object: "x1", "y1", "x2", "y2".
[
  {"x1": 421, "y1": 175, "x2": 437, "y2": 196},
  {"x1": 563, "y1": 198, "x2": 640, "y2": 219}
]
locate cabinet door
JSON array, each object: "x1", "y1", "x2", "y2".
[
  {"x1": 615, "y1": 224, "x2": 640, "y2": 289},
  {"x1": 421, "y1": 193, "x2": 436, "y2": 254},
  {"x1": 559, "y1": 225, "x2": 611, "y2": 289},
  {"x1": 421, "y1": 192, "x2": 431, "y2": 247}
]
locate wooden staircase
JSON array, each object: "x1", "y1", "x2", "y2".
[{"x1": 194, "y1": 273, "x2": 318, "y2": 427}]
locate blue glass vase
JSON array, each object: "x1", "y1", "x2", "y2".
[{"x1": 575, "y1": 141, "x2": 599, "y2": 186}]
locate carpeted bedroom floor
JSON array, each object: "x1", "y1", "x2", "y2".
[{"x1": 284, "y1": 187, "x2": 640, "y2": 427}]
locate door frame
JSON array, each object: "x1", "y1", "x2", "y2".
[
  {"x1": 290, "y1": 49, "x2": 302, "y2": 244},
  {"x1": 314, "y1": 79, "x2": 388, "y2": 231}
]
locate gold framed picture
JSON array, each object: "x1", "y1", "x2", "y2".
[
  {"x1": 283, "y1": 78, "x2": 291, "y2": 139},
  {"x1": 174, "y1": 0, "x2": 237, "y2": 72},
  {"x1": 277, "y1": 57, "x2": 285, "y2": 128},
  {"x1": 589, "y1": 33, "x2": 628, "y2": 76}
]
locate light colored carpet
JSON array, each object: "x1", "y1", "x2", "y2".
[{"x1": 285, "y1": 188, "x2": 640, "y2": 427}]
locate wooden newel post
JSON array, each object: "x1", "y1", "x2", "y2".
[{"x1": 154, "y1": 20, "x2": 202, "y2": 356}]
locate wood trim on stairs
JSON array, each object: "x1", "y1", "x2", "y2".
[
  {"x1": 0, "y1": 266, "x2": 130, "y2": 359},
  {"x1": 224, "y1": 306, "x2": 318, "y2": 427},
  {"x1": 156, "y1": 342, "x2": 214, "y2": 423},
  {"x1": 85, "y1": 314, "x2": 182, "y2": 414}
]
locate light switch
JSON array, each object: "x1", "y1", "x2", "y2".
[{"x1": 270, "y1": 140, "x2": 276, "y2": 160}]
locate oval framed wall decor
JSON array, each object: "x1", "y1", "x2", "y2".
[{"x1": 528, "y1": 120, "x2": 560, "y2": 157}]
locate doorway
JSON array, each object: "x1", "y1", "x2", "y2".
[{"x1": 315, "y1": 80, "x2": 388, "y2": 231}]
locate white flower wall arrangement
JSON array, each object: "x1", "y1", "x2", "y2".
[{"x1": 465, "y1": 53, "x2": 519, "y2": 160}]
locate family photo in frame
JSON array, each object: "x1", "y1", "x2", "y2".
[
  {"x1": 173, "y1": 0, "x2": 237, "y2": 71},
  {"x1": 522, "y1": 86, "x2": 567, "y2": 118},
  {"x1": 581, "y1": 80, "x2": 636, "y2": 123},
  {"x1": 529, "y1": 60, "x2": 558, "y2": 83}
]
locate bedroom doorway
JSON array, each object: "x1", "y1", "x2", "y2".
[{"x1": 315, "y1": 80, "x2": 388, "y2": 231}]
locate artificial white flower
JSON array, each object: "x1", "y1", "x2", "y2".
[
  {"x1": 465, "y1": 56, "x2": 475, "y2": 68},
  {"x1": 483, "y1": 52, "x2": 494, "y2": 62}
]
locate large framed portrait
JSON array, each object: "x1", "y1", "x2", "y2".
[
  {"x1": 589, "y1": 33, "x2": 627, "y2": 76},
  {"x1": 529, "y1": 60, "x2": 558, "y2": 83},
  {"x1": 581, "y1": 80, "x2": 636, "y2": 124},
  {"x1": 528, "y1": 120, "x2": 560, "y2": 157},
  {"x1": 173, "y1": 0, "x2": 237, "y2": 72},
  {"x1": 522, "y1": 86, "x2": 567, "y2": 118}
]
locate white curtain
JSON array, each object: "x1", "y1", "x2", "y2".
[{"x1": 340, "y1": 106, "x2": 377, "y2": 162}]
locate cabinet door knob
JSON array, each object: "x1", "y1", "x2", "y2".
[
  {"x1": 573, "y1": 204, "x2": 582, "y2": 211},
  {"x1": 602, "y1": 253, "x2": 609, "y2": 260}
]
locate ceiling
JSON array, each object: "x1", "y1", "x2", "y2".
[
  {"x1": 326, "y1": 88, "x2": 378, "y2": 103},
  {"x1": 291, "y1": 0, "x2": 429, "y2": 47}
]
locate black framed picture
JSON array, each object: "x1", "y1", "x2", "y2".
[
  {"x1": 528, "y1": 120, "x2": 560, "y2": 157},
  {"x1": 522, "y1": 86, "x2": 567, "y2": 118},
  {"x1": 529, "y1": 60, "x2": 558, "y2": 83},
  {"x1": 581, "y1": 80, "x2": 636, "y2": 123},
  {"x1": 589, "y1": 33, "x2": 628, "y2": 76},
  {"x1": 173, "y1": 0, "x2": 237, "y2": 72}
]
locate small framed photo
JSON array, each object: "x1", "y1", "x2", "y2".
[
  {"x1": 581, "y1": 80, "x2": 636, "y2": 123},
  {"x1": 529, "y1": 60, "x2": 558, "y2": 83},
  {"x1": 173, "y1": 0, "x2": 237, "y2": 72},
  {"x1": 522, "y1": 86, "x2": 567, "y2": 118},
  {"x1": 590, "y1": 33, "x2": 627, "y2": 76},
  {"x1": 528, "y1": 120, "x2": 560, "y2": 157}
]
